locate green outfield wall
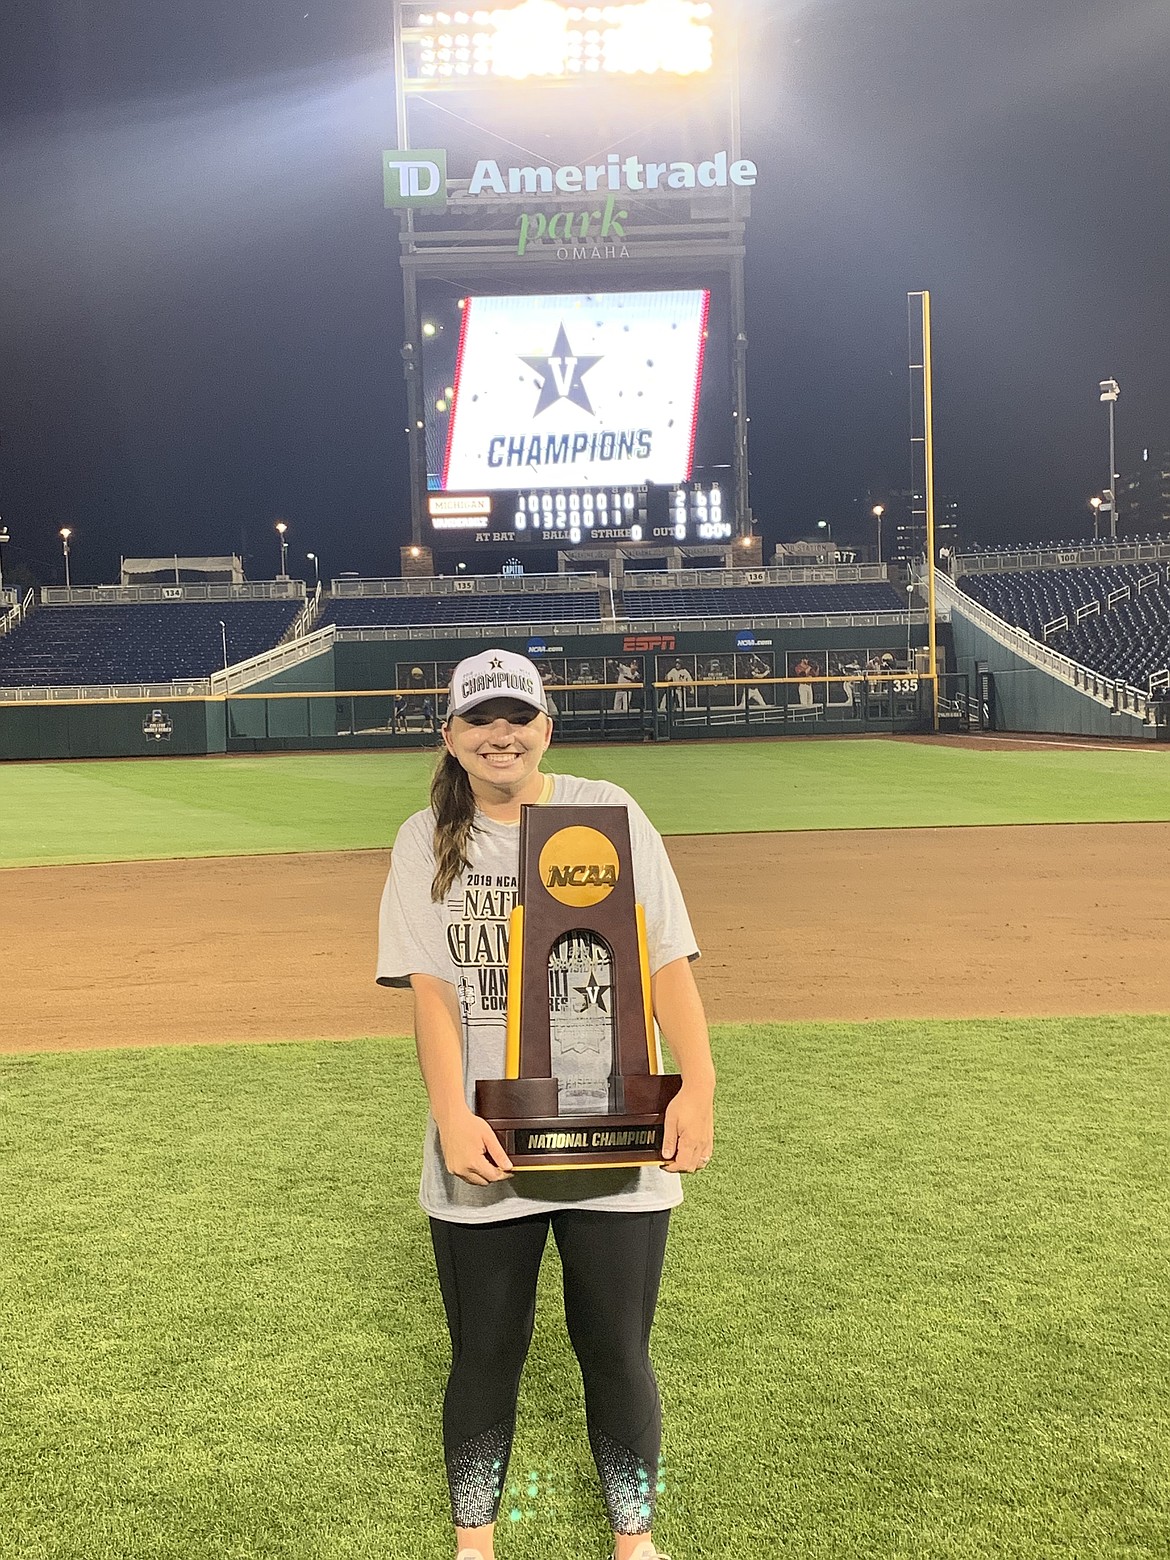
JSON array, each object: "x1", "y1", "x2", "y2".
[
  {"x1": 0, "y1": 623, "x2": 932, "y2": 761},
  {"x1": 0, "y1": 698, "x2": 223, "y2": 762}
]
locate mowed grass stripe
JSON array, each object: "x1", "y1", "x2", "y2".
[
  {"x1": 1, "y1": 1017, "x2": 1166, "y2": 1559},
  {"x1": 2, "y1": 740, "x2": 1170, "y2": 867}
]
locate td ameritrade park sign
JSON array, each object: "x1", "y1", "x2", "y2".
[
  {"x1": 384, "y1": 149, "x2": 758, "y2": 206},
  {"x1": 384, "y1": 149, "x2": 757, "y2": 253},
  {"x1": 385, "y1": 149, "x2": 757, "y2": 259}
]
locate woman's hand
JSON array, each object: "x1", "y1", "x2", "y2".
[
  {"x1": 650, "y1": 958, "x2": 716, "y2": 1175},
  {"x1": 660, "y1": 1082, "x2": 715, "y2": 1175},
  {"x1": 437, "y1": 1107, "x2": 515, "y2": 1187}
]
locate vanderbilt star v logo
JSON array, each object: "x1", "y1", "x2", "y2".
[
  {"x1": 574, "y1": 966, "x2": 611, "y2": 1015},
  {"x1": 522, "y1": 325, "x2": 601, "y2": 417}
]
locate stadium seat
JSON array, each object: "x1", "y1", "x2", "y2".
[
  {"x1": 320, "y1": 593, "x2": 602, "y2": 629},
  {"x1": 619, "y1": 583, "x2": 907, "y2": 617},
  {"x1": 0, "y1": 601, "x2": 302, "y2": 687},
  {"x1": 958, "y1": 564, "x2": 1170, "y2": 689}
]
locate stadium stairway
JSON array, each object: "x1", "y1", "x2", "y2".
[{"x1": 958, "y1": 564, "x2": 1170, "y2": 690}]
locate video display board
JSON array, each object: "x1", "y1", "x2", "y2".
[
  {"x1": 432, "y1": 289, "x2": 709, "y2": 489},
  {"x1": 419, "y1": 282, "x2": 732, "y2": 547}
]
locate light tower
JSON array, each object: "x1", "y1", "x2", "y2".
[{"x1": 1099, "y1": 378, "x2": 1120, "y2": 541}]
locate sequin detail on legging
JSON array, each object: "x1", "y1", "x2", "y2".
[
  {"x1": 588, "y1": 1427, "x2": 657, "y2": 1535},
  {"x1": 446, "y1": 1416, "x2": 514, "y2": 1529}
]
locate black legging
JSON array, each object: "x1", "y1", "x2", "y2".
[{"x1": 429, "y1": 1207, "x2": 671, "y2": 1536}]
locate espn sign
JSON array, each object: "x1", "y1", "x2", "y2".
[
  {"x1": 383, "y1": 149, "x2": 448, "y2": 208},
  {"x1": 623, "y1": 634, "x2": 677, "y2": 652}
]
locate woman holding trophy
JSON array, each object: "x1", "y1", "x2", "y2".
[{"x1": 378, "y1": 649, "x2": 716, "y2": 1560}]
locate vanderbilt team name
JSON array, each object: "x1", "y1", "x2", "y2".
[{"x1": 487, "y1": 430, "x2": 653, "y2": 470}]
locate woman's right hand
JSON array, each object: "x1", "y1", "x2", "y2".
[{"x1": 437, "y1": 1108, "x2": 515, "y2": 1186}]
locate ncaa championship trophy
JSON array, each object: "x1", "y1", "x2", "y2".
[{"x1": 476, "y1": 805, "x2": 681, "y2": 1169}]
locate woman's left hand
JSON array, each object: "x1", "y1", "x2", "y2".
[{"x1": 660, "y1": 1082, "x2": 715, "y2": 1174}]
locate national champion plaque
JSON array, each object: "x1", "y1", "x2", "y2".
[{"x1": 475, "y1": 805, "x2": 681, "y2": 1170}]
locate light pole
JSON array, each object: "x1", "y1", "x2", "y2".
[
  {"x1": 907, "y1": 581, "x2": 915, "y2": 669},
  {"x1": 871, "y1": 504, "x2": 885, "y2": 566},
  {"x1": 218, "y1": 619, "x2": 228, "y2": 671},
  {"x1": 0, "y1": 526, "x2": 9, "y2": 594},
  {"x1": 275, "y1": 521, "x2": 289, "y2": 579},
  {"x1": 59, "y1": 527, "x2": 72, "y2": 589},
  {"x1": 306, "y1": 551, "x2": 319, "y2": 589},
  {"x1": 816, "y1": 519, "x2": 833, "y2": 560},
  {"x1": 1089, "y1": 494, "x2": 1103, "y2": 541},
  {"x1": 1099, "y1": 378, "x2": 1120, "y2": 541}
]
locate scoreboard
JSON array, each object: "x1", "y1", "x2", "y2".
[
  {"x1": 420, "y1": 280, "x2": 734, "y2": 551},
  {"x1": 426, "y1": 482, "x2": 731, "y2": 545}
]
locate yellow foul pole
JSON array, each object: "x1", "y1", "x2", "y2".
[{"x1": 921, "y1": 291, "x2": 939, "y2": 730}]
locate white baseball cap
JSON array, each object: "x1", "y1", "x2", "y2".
[{"x1": 446, "y1": 649, "x2": 550, "y2": 721}]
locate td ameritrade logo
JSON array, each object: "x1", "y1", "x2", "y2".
[
  {"x1": 383, "y1": 149, "x2": 448, "y2": 207},
  {"x1": 383, "y1": 148, "x2": 755, "y2": 210}
]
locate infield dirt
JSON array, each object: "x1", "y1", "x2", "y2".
[{"x1": 3, "y1": 821, "x2": 1169, "y2": 1053}]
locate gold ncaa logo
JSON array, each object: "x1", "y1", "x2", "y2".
[{"x1": 538, "y1": 826, "x2": 620, "y2": 908}]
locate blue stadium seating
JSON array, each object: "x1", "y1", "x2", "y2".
[
  {"x1": 966, "y1": 533, "x2": 1170, "y2": 553},
  {"x1": 321, "y1": 593, "x2": 602, "y2": 629},
  {"x1": 0, "y1": 601, "x2": 302, "y2": 687},
  {"x1": 620, "y1": 583, "x2": 907, "y2": 617},
  {"x1": 959, "y1": 565, "x2": 1170, "y2": 689}
]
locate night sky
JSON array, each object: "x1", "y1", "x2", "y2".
[{"x1": 2, "y1": 0, "x2": 1168, "y2": 587}]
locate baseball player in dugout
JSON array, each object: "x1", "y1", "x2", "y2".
[{"x1": 377, "y1": 649, "x2": 716, "y2": 1560}]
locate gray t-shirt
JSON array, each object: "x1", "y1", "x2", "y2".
[{"x1": 377, "y1": 773, "x2": 700, "y2": 1224}]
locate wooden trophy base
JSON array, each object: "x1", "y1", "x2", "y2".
[{"x1": 477, "y1": 1075, "x2": 682, "y2": 1170}]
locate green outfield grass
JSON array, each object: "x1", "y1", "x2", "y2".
[
  {"x1": 1, "y1": 738, "x2": 1169, "y2": 868},
  {"x1": 1, "y1": 1017, "x2": 1166, "y2": 1560}
]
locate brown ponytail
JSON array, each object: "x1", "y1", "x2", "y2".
[{"x1": 430, "y1": 747, "x2": 477, "y2": 902}]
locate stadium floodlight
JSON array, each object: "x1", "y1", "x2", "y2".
[
  {"x1": 402, "y1": 0, "x2": 715, "y2": 85},
  {"x1": 275, "y1": 520, "x2": 289, "y2": 579},
  {"x1": 59, "y1": 527, "x2": 73, "y2": 589},
  {"x1": 1099, "y1": 378, "x2": 1120, "y2": 542}
]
